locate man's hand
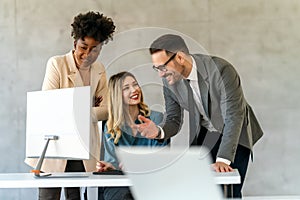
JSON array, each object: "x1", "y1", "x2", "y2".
[
  {"x1": 96, "y1": 161, "x2": 116, "y2": 172},
  {"x1": 211, "y1": 161, "x2": 233, "y2": 172},
  {"x1": 131, "y1": 115, "x2": 160, "y2": 139}
]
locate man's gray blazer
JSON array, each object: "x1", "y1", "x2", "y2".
[{"x1": 161, "y1": 54, "x2": 264, "y2": 162}]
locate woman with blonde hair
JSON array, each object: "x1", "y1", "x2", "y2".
[{"x1": 96, "y1": 71, "x2": 168, "y2": 199}]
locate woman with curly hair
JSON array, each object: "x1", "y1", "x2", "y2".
[
  {"x1": 25, "y1": 11, "x2": 115, "y2": 200},
  {"x1": 96, "y1": 71, "x2": 169, "y2": 200}
]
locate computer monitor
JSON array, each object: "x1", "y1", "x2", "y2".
[
  {"x1": 26, "y1": 86, "x2": 91, "y2": 160},
  {"x1": 116, "y1": 146, "x2": 223, "y2": 200}
]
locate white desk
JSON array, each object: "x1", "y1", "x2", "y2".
[
  {"x1": 0, "y1": 170, "x2": 240, "y2": 188},
  {"x1": 214, "y1": 169, "x2": 240, "y2": 185},
  {"x1": 216, "y1": 169, "x2": 240, "y2": 198}
]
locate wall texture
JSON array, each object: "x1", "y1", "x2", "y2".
[{"x1": 1, "y1": 0, "x2": 300, "y2": 199}]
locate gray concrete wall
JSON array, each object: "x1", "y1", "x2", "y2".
[{"x1": 0, "y1": 0, "x2": 299, "y2": 199}]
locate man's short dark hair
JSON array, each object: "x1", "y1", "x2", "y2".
[
  {"x1": 149, "y1": 34, "x2": 189, "y2": 55},
  {"x1": 71, "y1": 11, "x2": 115, "y2": 43}
]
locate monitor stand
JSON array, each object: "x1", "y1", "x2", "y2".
[{"x1": 31, "y1": 135, "x2": 59, "y2": 177}]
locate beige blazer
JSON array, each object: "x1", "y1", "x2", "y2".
[{"x1": 25, "y1": 50, "x2": 108, "y2": 172}]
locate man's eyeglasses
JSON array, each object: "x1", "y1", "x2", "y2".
[{"x1": 152, "y1": 53, "x2": 176, "y2": 72}]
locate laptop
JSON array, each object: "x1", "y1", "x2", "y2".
[{"x1": 115, "y1": 146, "x2": 223, "y2": 200}]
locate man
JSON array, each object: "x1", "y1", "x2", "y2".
[{"x1": 135, "y1": 34, "x2": 263, "y2": 198}]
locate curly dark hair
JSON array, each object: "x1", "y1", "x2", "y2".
[{"x1": 71, "y1": 11, "x2": 115, "y2": 43}]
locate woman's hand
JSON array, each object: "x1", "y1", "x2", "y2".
[
  {"x1": 96, "y1": 161, "x2": 116, "y2": 172},
  {"x1": 94, "y1": 96, "x2": 103, "y2": 107}
]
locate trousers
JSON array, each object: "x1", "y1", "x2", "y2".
[
  {"x1": 38, "y1": 160, "x2": 87, "y2": 200},
  {"x1": 195, "y1": 127, "x2": 250, "y2": 198}
]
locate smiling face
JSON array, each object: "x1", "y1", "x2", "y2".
[
  {"x1": 122, "y1": 75, "x2": 141, "y2": 106},
  {"x1": 151, "y1": 50, "x2": 184, "y2": 85},
  {"x1": 73, "y1": 36, "x2": 102, "y2": 68}
]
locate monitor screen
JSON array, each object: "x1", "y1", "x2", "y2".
[{"x1": 26, "y1": 86, "x2": 91, "y2": 160}]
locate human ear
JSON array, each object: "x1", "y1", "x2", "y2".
[{"x1": 176, "y1": 51, "x2": 186, "y2": 65}]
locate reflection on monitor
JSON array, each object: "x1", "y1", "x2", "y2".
[{"x1": 26, "y1": 86, "x2": 91, "y2": 160}]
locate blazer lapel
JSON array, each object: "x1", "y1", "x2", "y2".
[
  {"x1": 66, "y1": 51, "x2": 84, "y2": 87},
  {"x1": 68, "y1": 73, "x2": 83, "y2": 87},
  {"x1": 193, "y1": 55, "x2": 210, "y2": 117},
  {"x1": 166, "y1": 79, "x2": 188, "y2": 109},
  {"x1": 176, "y1": 80, "x2": 189, "y2": 109},
  {"x1": 90, "y1": 63, "x2": 102, "y2": 95}
]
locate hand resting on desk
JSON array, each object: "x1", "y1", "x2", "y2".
[
  {"x1": 95, "y1": 161, "x2": 124, "y2": 175},
  {"x1": 211, "y1": 161, "x2": 233, "y2": 173},
  {"x1": 96, "y1": 161, "x2": 116, "y2": 172}
]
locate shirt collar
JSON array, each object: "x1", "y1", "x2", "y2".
[{"x1": 186, "y1": 56, "x2": 197, "y2": 81}]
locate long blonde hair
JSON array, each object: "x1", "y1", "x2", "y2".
[{"x1": 106, "y1": 71, "x2": 150, "y2": 144}]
